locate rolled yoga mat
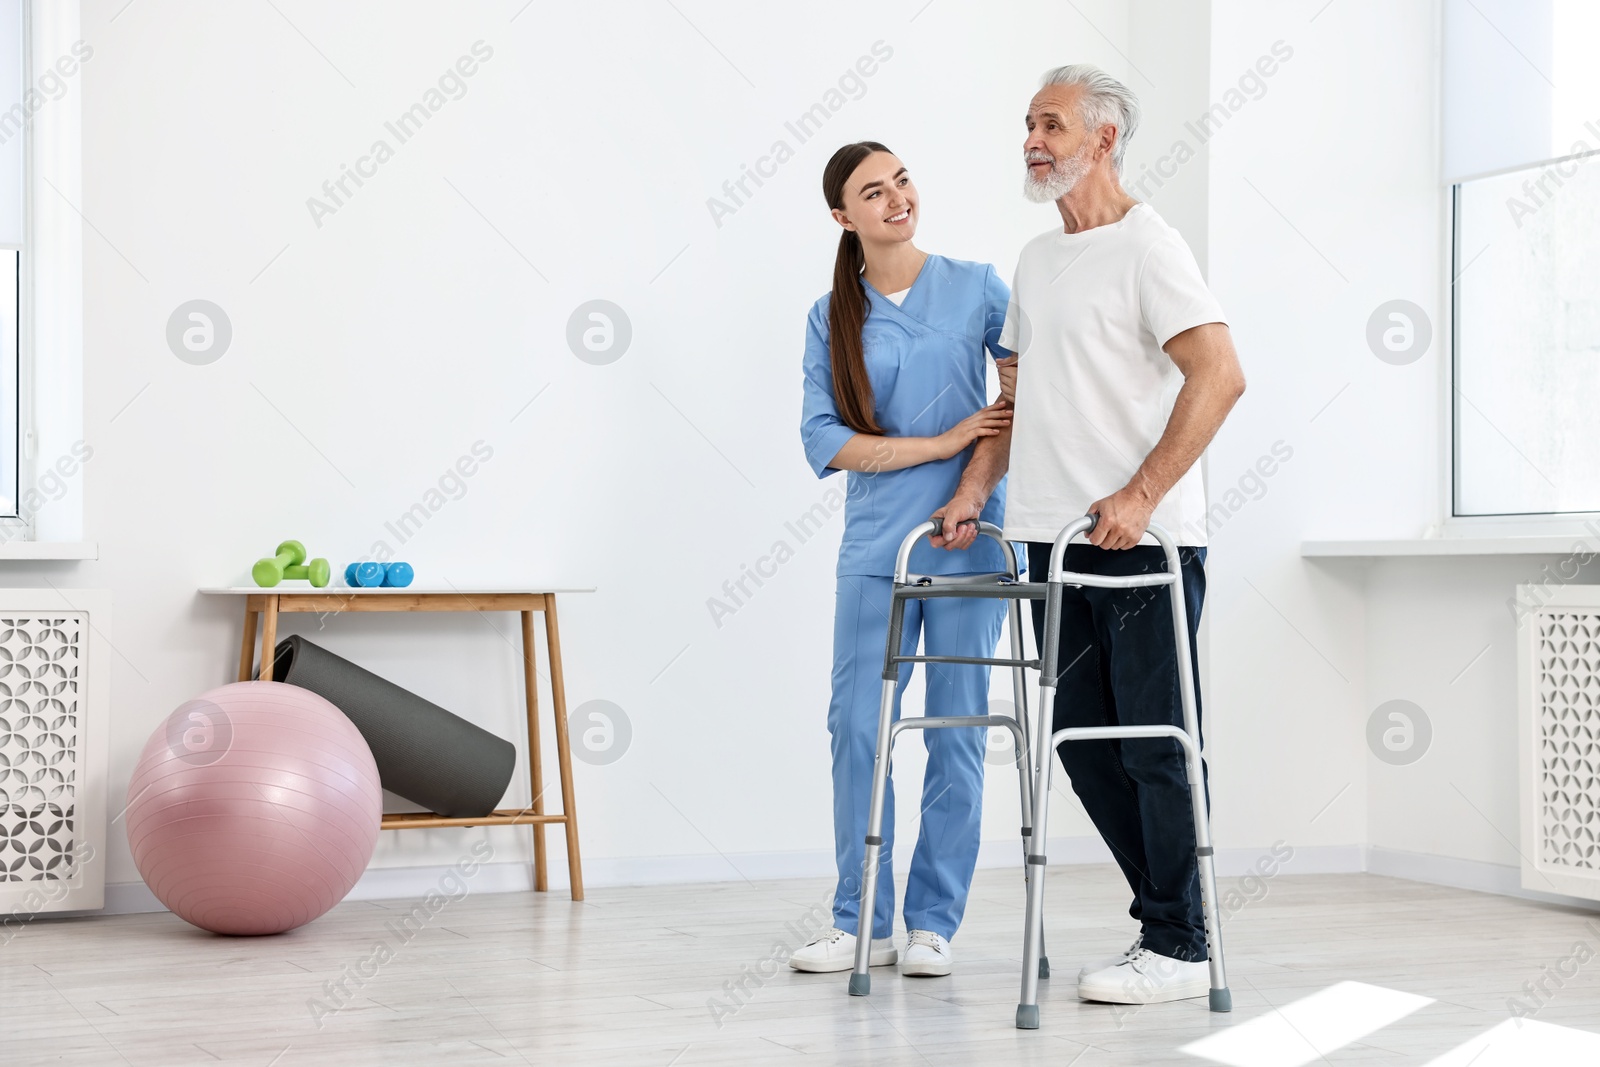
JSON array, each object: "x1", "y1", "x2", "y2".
[{"x1": 271, "y1": 635, "x2": 517, "y2": 819}]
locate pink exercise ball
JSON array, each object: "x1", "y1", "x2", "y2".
[{"x1": 125, "y1": 681, "x2": 382, "y2": 935}]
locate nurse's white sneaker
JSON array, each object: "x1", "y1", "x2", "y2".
[
  {"x1": 788, "y1": 927, "x2": 897, "y2": 973},
  {"x1": 1078, "y1": 934, "x2": 1143, "y2": 981},
  {"x1": 900, "y1": 929, "x2": 953, "y2": 977},
  {"x1": 1078, "y1": 947, "x2": 1209, "y2": 1004}
]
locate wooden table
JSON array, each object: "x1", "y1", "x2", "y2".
[{"x1": 200, "y1": 586, "x2": 594, "y2": 900}]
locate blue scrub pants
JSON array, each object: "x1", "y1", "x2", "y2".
[{"x1": 828, "y1": 574, "x2": 1006, "y2": 941}]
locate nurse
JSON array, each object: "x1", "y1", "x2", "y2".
[{"x1": 791, "y1": 141, "x2": 1014, "y2": 979}]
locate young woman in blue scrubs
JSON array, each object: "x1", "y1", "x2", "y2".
[{"x1": 792, "y1": 141, "x2": 1014, "y2": 978}]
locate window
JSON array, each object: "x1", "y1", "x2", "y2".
[
  {"x1": 0, "y1": 0, "x2": 86, "y2": 550},
  {"x1": 0, "y1": 0, "x2": 20, "y2": 524},
  {"x1": 1452, "y1": 153, "x2": 1600, "y2": 517}
]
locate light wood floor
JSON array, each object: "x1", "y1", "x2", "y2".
[{"x1": 6, "y1": 865, "x2": 1600, "y2": 1066}]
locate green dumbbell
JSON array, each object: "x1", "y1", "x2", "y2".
[
  {"x1": 285, "y1": 556, "x2": 331, "y2": 587},
  {"x1": 253, "y1": 541, "x2": 331, "y2": 588},
  {"x1": 253, "y1": 541, "x2": 303, "y2": 586}
]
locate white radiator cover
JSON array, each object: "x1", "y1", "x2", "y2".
[
  {"x1": 1518, "y1": 584, "x2": 1600, "y2": 901},
  {"x1": 0, "y1": 589, "x2": 110, "y2": 925}
]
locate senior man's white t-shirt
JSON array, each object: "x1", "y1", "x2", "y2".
[{"x1": 1000, "y1": 204, "x2": 1226, "y2": 547}]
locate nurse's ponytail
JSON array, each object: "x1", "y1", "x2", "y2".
[{"x1": 823, "y1": 141, "x2": 890, "y2": 436}]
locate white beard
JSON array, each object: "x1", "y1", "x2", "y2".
[{"x1": 1023, "y1": 145, "x2": 1092, "y2": 203}]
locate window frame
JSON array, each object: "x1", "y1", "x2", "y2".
[
  {"x1": 0, "y1": 0, "x2": 27, "y2": 538},
  {"x1": 1445, "y1": 149, "x2": 1600, "y2": 537},
  {"x1": 2, "y1": 0, "x2": 85, "y2": 550}
]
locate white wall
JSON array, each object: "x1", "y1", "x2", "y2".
[
  {"x1": 1202, "y1": 0, "x2": 1443, "y2": 861},
  {"x1": 17, "y1": 0, "x2": 1550, "y2": 913},
  {"x1": 30, "y1": 0, "x2": 1180, "y2": 902},
  {"x1": 1128, "y1": 0, "x2": 1211, "y2": 272},
  {"x1": 1242, "y1": 0, "x2": 1600, "y2": 898},
  {"x1": 1205, "y1": 0, "x2": 1592, "y2": 901}
]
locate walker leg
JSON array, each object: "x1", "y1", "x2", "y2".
[
  {"x1": 1017, "y1": 682, "x2": 1058, "y2": 1029},
  {"x1": 1018, "y1": 577, "x2": 1066, "y2": 1029},
  {"x1": 1022, "y1": 817, "x2": 1048, "y2": 979},
  {"x1": 1164, "y1": 545, "x2": 1231, "y2": 1013},
  {"x1": 1017, "y1": 743, "x2": 1048, "y2": 981},
  {"x1": 1007, "y1": 599, "x2": 1048, "y2": 981},
  {"x1": 1192, "y1": 776, "x2": 1231, "y2": 1012},
  {"x1": 1195, "y1": 819, "x2": 1231, "y2": 1011},
  {"x1": 850, "y1": 677, "x2": 899, "y2": 997}
]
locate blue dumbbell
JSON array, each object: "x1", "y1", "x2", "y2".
[
  {"x1": 343, "y1": 562, "x2": 386, "y2": 588},
  {"x1": 383, "y1": 562, "x2": 414, "y2": 588}
]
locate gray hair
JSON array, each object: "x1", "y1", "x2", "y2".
[{"x1": 1038, "y1": 64, "x2": 1140, "y2": 174}]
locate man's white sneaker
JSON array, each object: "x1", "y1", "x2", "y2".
[
  {"x1": 1078, "y1": 934, "x2": 1143, "y2": 981},
  {"x1": 788, "y1": 927, "x2": 897, "y2": 973},
  {"x1": 1077, "y1": 947, "x2": 1209, "y2": 1004},
  {"x1": 900, "y1": 929, "x2": 953, "y2": 977}
]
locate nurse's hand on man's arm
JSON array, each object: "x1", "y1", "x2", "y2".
[
  {"x1": 935, "y1": 399, "x2": 1012, "y2": 459},
  {"x1": 995, "y1": 357, "x2": 1018, "y2": 405},
  {"x1": 826, "y1": 400, "x2": 1010, "y2": 474}
]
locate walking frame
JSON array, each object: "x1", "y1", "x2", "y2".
[{"x1": 845, "y1": 515, "x2": 1231, "y2": 1029}]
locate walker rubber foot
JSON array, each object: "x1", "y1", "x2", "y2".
[
  {"x1": 848, "y1": 973, "x2": 871, "y2": 997},
  {"x1": 1039, "y1": 957, "x2": 1050, "y2": 979},
  {"x1": 1016, "y1": 1004, "x2": 1040, "y2": 1030},
  {"x1": 1209, "y1": 987, "x2": 1232, "y2": 1013}
]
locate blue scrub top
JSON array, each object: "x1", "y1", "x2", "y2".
[{"x1": 801, "y1": 255, "x2": 1013, "y2": 578}]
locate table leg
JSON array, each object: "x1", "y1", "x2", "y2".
[
  {"x1": 237, "y1": 606, "x2": 259, "y2": 682},
  {"x1": 521, "y1": 609, "x2": 549, "y2": 893},
  {"x1": 544, "y1": 594, "x2": 583, "y2": 901},
  {"x1": 259, "y1": 596, "x2": 280, "y2": 680}
]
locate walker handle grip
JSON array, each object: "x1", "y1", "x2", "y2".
[{"x1": 929, "y1": 517, "x2": 980, "y2": 539}]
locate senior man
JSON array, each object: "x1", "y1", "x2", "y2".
[{"x1": 935, "y1": 63, "x2": 1246, "y2": 1005}]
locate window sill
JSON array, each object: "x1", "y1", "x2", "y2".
[
  {"x1": 0, "y1": 541, "x2": 97, "y2": 560},
  {"x1": 1302, "y1": 536, "x2": 1586, "y2": 558}
]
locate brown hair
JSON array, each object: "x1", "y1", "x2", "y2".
[{"x1": 822, "y1": 141, "x2": 893, "y2": 435}]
